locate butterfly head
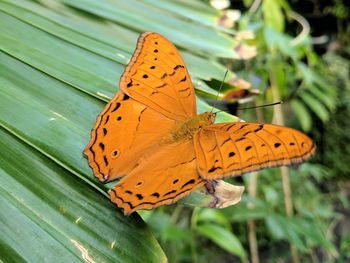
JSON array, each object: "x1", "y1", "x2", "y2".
[{"x1": 200, "y1": 112, "x2": 216, "y2": 125}]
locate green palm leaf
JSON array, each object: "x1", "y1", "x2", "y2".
[{"x1": 0, "y1": 0, "x2": 238, "y2": 261}]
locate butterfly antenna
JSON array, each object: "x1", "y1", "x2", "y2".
[
  {"x1": 237, "y1": 101, "x2": 283, "y2": 111},
  {"x1": 211, "y1": 70, "x2": 228, "y2": 113}
]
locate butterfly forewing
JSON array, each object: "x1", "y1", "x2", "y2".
[
  {"x1": 194, "y1": 122, "x2": 316, "y2": 179},
  {"x1": 120, "y1": 32, "x2": 196, "y2": 120},
  {"x1": 84, "y1": 91, "x2": 175, "y2": 182},
  {"x1": 85, "y1": 32, "x2": 197, "y2": 183}
]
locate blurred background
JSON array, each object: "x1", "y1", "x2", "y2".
[{"x1": 0, "y1": 0, "x2": 349, "y2": 262}]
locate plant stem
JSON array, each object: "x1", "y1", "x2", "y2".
[
  {"x1": 248, "y1": 171, "x2": 260, "y2": 263},
  {"x1": 270, "y1": 70, "x2": 300, "y2": 263}
]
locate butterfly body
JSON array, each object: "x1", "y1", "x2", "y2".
[
  {"x1": 85, "y1": 32, "x2": 315, "y2": 215},
  {"x1": 164, "y1": 112, "x2": 216, "y2": 143}
]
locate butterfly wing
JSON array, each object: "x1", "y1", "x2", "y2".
[
  {"x1": 84, "y1": 91, "x2": 175, "y2": 182},
  {"x1": 85, "y1": 32, "x2": 197, "y2": 182},
  {"x1": 109, "y1": 140, "x2": 204, "y2": 215},
  {"x1": 120, "y1": 32, "x2": 196, "y2": 120},
  {"x1": 194, "y1": 122, "x2": 316, "y2": 179}
]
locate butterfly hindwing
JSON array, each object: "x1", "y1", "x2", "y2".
[
  {"x1": 194, "y1": 122, "x2": 316, "y2": 179},
  {"x1": 120, "y1": 32, "x2": 197, "y2": 120},
  {"x1": 109, "y1": 140, "x2": 204, "y2": 215}
]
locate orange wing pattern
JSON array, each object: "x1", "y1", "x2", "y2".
[
  {"x1": 84, "y1": 91, "x2": 175, "y2": 182},
  {"x1": 109, "y1": 140, "x2": 204, "y2": 215},
  {"x1": 120, "y1": 32, "x2": 196, "y2": 120},
  {"x1": 194, "y1": 122, "x2": 316, "y2": 179}
]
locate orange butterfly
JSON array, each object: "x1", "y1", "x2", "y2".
[{"x1": 84, "y1": 32, "x2": 315, "y2": 215}]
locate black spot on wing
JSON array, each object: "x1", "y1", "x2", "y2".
[
  {"x1": 111, "y1": 102, "x2": 121, "y2": 112},
  {"x1": 208, "y1": 166, "x2": 222, "y2": 173},
  {"x1": 110, "y1": 188, "x2": 117, "y2": 196},
  {"x1": 156, "y1": 83, "x2": 167, "y2": 88},
  {"x1": 99, "y1": 142, "x2": 105, "y2": 151},
  {"x1": 239, "y1": 124, "x2": 249, "y2": 130},
  {"x1": 112, "y1": 150, "x2": 119, "y2": 157},
  {"x1": 226, "y1": 124, "x2": 236, "y2": 131},
  {"x1": 104, "y1": 115, "x2": 110, "y2": 124},
  {"x1": 254, "y1": 124, "x2": 264, "y2": 132},
  {"x1": 136, "y1": 194, "x2": 143, "y2": 200},
  {"x1": 151, "y1": 192, "x2": 160, "y2": 198},
  {"x1": 181, "y1": 179, "x2": 196, "y2": 189},
  {"x1": 174, "y1": 65, "x2": 184, "y2": 70},
  {"x1": 243, "y1": 131, "x2": 252, "y2": 136},
  {"x1": 164, "y1": 190, "x2": 177, "y2": 196},
  {"x1": 179, "y1": 76, "x2": 187, "y2": 83},
  {"x1": 221, "y1": 138, "x2": 230, "y2": 146}
]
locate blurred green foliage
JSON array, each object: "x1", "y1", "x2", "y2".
[
  {"x1": 237, "y1": 0, "x2": 336, "y2": 131},
  {"x1": 314, "y1": 53, "x2": 350, "y2": 180}
]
